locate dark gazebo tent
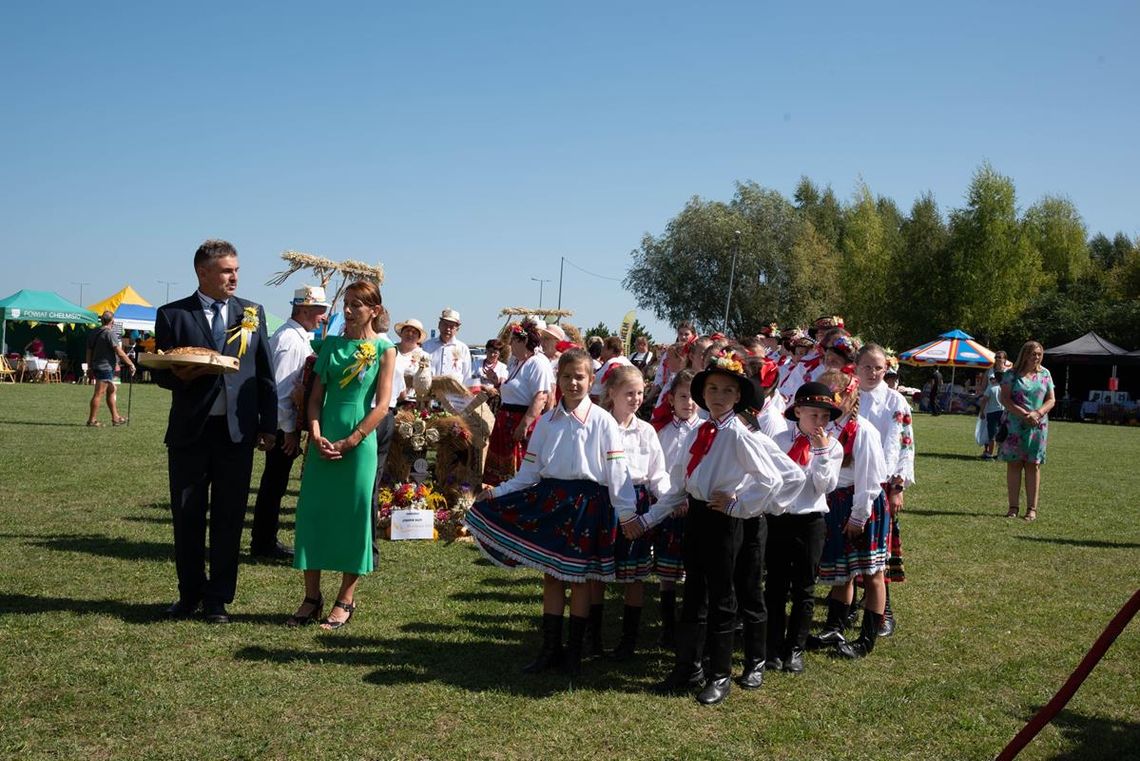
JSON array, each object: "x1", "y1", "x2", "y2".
[{"x1": 1044, "y1": 332, "x2": 1140, "y2": 416}]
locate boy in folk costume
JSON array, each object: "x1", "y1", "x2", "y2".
[
  {"x1": 777, "y1": 331, "x2": 818, "y2": 399},
  {"x1": 635, "y1": 350, "x2": 805, "y2": 705}
]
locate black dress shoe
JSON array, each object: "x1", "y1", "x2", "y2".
[
  {"x1": 162, "y1": 599, "x2": 200, "y2": 619},
  {"x1": 806, "y1": 627, "x2": 846, "y2": 651},
  {"x1": 764, "y1": 656, "x2": 783, "y2": 671},
  {"x1": 202, "y1": 601, "x2": 231, "y2": 624},
  {"x1": 251, "y1": 542, "x2": 294, "y2": 561},
  {"x1": 696, "y1": 676, "x2": 732, "y2": 705},
  {"x1": 783, "y1": 648, "x2": 805, "y2": 674}
]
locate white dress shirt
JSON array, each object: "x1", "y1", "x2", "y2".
[
  {"x1": 754, "y1": 393, "x2": 790, "y2": 439},
  {"x1": 491, "y1": 397, "x2": 637, "y2": 522},
  {"x1": 616, "y1": 415, "x2": 670, "y2": 497},
  {"x1": 859, "y1": 382, "x2": 916, "y2": 486},
  {"x1": 422, "y1": 336, "x2": 471, "y2": 382},
  {"x1": 657, "y1": 414, "x2": 702, "y2": 471},
  {"x1": 196, "y1": 291, "x2": 230, "y2": 416},
  {"x1": 829, "y1": 414, "x2": 889, "y2": 528},
  {"x1": 470, "y1": 359, "x2": 508, "y2": 388},
  {"x1": 768, "y1": 429, "x2": 842, "y2": 516},
  {"x1": 500, "y1": 353, "x2": 554, "y2": 407},
  {"x1": 724, "y1": 426, "x2": 814, "y2": 519},
  {"x1": 269, "y1": 318, "x2": 313, "y2": 432},
  {"x1": 643, "y1": 412, "x2": 805, "y2": 527}
]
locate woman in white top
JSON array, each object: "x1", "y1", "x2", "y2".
[
  {"x1": 471, "y1": 337, "x2": 508, "y2": 390},
  {"x1": 482, "y1": 321, "x2": 554, "y2": 486},
  {"x1": 465, "y1": 349, "x2": 639, "y2": 677},
  {"x1": 809, "y1": 369, "x2": 891, "y2": 661},
  {"x1": 392, "y1": 318, "x2": 430, "y2": 407}
]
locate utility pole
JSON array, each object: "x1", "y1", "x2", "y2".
[
  {"x1": 557, "y1": 256, "x2": 565, "y2": 309},
  {"x1": 158, "y1": 280, "x2": 178, "y2": 302},
  {"x1": 71, "y1": 282, "x2": 90, "y2": 306},
  {"x1": 531, "y1": 277, "x2": 551, "y2": 309},
  {"x1": 723, "y1": 230, "x2": 741, "y2": 333}
]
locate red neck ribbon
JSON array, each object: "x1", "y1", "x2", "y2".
[
  {"x1": 686, "y1": 420, "x2": 719, "y2": 478},
  {"x1": 787, "y1": 433, "x2": 812, "y2": 466}
]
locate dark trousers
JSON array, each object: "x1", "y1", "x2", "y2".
[
  {"x1": 369, "y1": 411, "x2": 395, "y2": 567},
  {"x1": 735, "y1": 515, "x2": 768, "y2": 628},
  {"x1": 168, "y1": 417, "x2": 255, "y2": 605},
  {"x1": 251, "y1": 428, "x2": 298, "y2": 551},
  {"x1": 680, "y1": 500, "x2": 743, "y2": 636},
  {"x1": 764, "y1": 512, "x2": 826, "y2": 655}
]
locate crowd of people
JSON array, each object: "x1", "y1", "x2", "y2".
[{"x1": 147, "y1": 238, "x2": 1052, "y2": 706}]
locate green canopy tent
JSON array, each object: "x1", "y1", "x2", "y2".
[{"x1": 0, "y1": 289, "x2": 100, "y2": 354}]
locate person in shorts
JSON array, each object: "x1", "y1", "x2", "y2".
[{"x1": 86, "y1": 310, "x2": 136, "y2": 427}]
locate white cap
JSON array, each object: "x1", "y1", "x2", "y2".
[{"x1": 292, "y1": 285, "x2": 330, "y2": 309}]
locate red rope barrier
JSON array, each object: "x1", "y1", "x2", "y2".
[{"x1": 995, "y1": 588, "x2": 1140, "y2": 761}]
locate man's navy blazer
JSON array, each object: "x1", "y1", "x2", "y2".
[{"x1": 153, "y1": 294, "x2": 277, "y2": 447}]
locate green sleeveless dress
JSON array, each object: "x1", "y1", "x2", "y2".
[{"x1": 294, "y1": 335, "x2": 393, "y2": 574}]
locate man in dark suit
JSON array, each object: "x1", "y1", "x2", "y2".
[{"x1": 153, "y1": 239, "x2": 277, "y2": 623}]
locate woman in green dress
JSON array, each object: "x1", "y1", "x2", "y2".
[
  {"x1": 998, "y1": 340, "x2": 1054, "y2": 523},
  {"x1": 287, "y1": 281, "x2": 395, "y2": 629}
]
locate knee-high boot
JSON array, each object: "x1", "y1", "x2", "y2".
[
  {"x1": 836, "y1": 610, "x2": 882, "y2": 660},
  {"x1": 657, "y1": 622, "x2": 706, "y2": 693},
  {"x1": 737, "y1": 621, "x2": 766, "y2": 690},
  {"x1": 586, "y1": 602, "x2": 605, "y2": 657},
  {"x1": 696, "y1": 630, "x2": 734, "y2": 705},
  {"x1": 609, "y1": 604, "x2": 642, "y2": 661},
  {"x1": 521, "y1": 613, "x2": 563, "y2": 673},
  {"x1": 807, "y1": 597, "x2": 849, "y2": 650},
  {"x1": 659, "y1": 590, "x2": 677, "y2": 649},
  {"x1": 561, "y1": 614, "x2": 589, "y2": 676}
]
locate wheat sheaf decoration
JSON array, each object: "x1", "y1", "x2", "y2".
[
  {"x1": 266, "y1": 250, "x2": 386, "y2": 311},
  {"x1": 498, "y1": 307, "x2": 574, "y2": 319}
]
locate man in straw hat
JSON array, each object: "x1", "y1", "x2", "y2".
[
  {"x1": 250, "y1": 285, "x2": 329, "y2": 561},
  {"x1": 422, "y1": 308, "x2": 471, "y2": 384}
]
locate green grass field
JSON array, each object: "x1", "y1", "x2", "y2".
[{"x1": 1, "y1": 383, "x2": 1137, "y2": 760}]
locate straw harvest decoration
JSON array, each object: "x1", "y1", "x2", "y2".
[{"x1": 267, "y1": 250, "x2": 386, "y2": 312}]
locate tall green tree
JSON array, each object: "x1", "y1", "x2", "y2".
[
  {"x1": 944, "y1": 163, "x2": 1042, "y2": 339},
  {"x1": 794, "y1": 177, "x2": 844, "y2": 248},
  {"x1": 584, "y1": 322, "x2": 612, "y2": 340},
  {"x1": 895, "y1": 192, "x2": 950, "y2": 345},
  {"x1": 784, "y1": 219, "x2": 842, "y2": 328},
  {"x1": 1022, "y1": 195, "x2": 1089, "y2": 288},
  {"x1": 838, "y1": 182, "x2": 894, "y2": 342}
]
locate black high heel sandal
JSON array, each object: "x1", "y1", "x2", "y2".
[
  {"x1": 284, "y1": 595, "x2": 323, "y2": 627},
  {"x1": 320, "y1": 599, "x2": 355, "y2": 630}
]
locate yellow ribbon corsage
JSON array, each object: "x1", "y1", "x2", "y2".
[
  {"x1": 225, "y1": 306, "x2": 260, "y2": 359},
  {"x1": 340, "y1": 341, "x2": 378, "y2": 388}
]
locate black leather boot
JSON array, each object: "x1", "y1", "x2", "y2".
[
  {"x1": 696, "y1": 631, "x2": 734, "y2": 705},
  {"x1": 657, "y1": 622, "x2": 706, "y2": 694},
  {"x1": 782, "y1": 647, "x2": 805, "y2": 674},
  {"x1": 586, "y1": 603, "x2": 605, "y2": 657},
  {"x1": 561, "y1": 614, "x2": 589, "y2": 676},
  {"x1": 807, "y1": 597, "x2": 849, "y2": 650},
  {"x1": 521, "y1": 613, "x2": 563, "y2": 673},
  {"x1": 836, "y1": 610, "x2": 882, "y2": 659},
  {"x1": 879, "y1": 592, "x2": 895, "y2": 638},
  {"x1": 737, "y1": 621, "x2": 766, "y2": 690},
  {"x1": 846, "y1": 592, "x2": 863, "y2": 629},
  {"x1": 659, "y1": 590, "x2": 677, "y2": 649},
  {"x1": 609, "y1": 604, "x2": 642, "y2": 661}
]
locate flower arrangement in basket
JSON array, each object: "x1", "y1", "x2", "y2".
[
  {"x1": 385, "y1": 408, "x2": 474, "y2": 483},
  {"x1": 376, "y1": 480, "x2": 473, "y2": 541}
]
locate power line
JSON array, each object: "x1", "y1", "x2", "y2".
[{"x1": 562, "y1": 257, "x2": 623, "y2": 282}]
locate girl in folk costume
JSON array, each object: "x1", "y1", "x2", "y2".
[
  {"x1": 851, "y1": 343, "x2": 914, "y2": 637},
  {"x1": 464, "y1": 350, "x2": 639, "y2": 677},
  {"x1": 653, "y1": 369, "x2": 700, "y2": 648},
  {"x1": 807, "y1": 370, "x2": 891, "y2": 660},
  {"x1": 759, "y1": 382, "x2": 844, "y2": 674},
  {"x1": 649, "y1": 342, "x2": 689, "y2": 431},
  {"x1": 637, "y1": 350, "x2": 806, "y2": 705},
  {"x1": 586, "y1": 366, "x2": 670, "y2": 661},
  {"x1": 483, "y1": 321, "x2": 555, "y2": 486},
  {"x1": 822, "y1": 333, "x2": 859, "y2": 375},
  {"x1": 777, "y1": 332, "x2": 819, "y2": 399}
]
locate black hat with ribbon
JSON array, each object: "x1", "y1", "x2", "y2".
[
  {"x1": 784, "y1": 381, "x2": 843, "y2": 421},
  {"x1": 691, "y1": 350, "x2": 758, "y2": 414}
]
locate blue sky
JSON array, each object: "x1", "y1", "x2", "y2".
[{"x1": 2, "y1": 2, "x2": 1137, "y2": 344}]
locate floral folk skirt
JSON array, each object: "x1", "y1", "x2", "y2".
[
  {"x1": 483, "y1": 405, "x2": 530, "y2": 486},
  {"x1": 614, "y1": 485, "x2": 654, "y2": 583},
  {"x1": 463, "y1": 478, "x2": 618, "y2": 583},
  {"x1": 818, "y1": 486, "x2": 890, "y2": 585}
]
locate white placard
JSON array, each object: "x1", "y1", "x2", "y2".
[{"x1": 390, "y1": 509, "x2": 435, "y2": 540}]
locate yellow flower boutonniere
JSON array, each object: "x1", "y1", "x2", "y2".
[
  {"x1": 340, "y1": 341, "x2": 378, "y2": 388},
  {"x1": 226, "y1": 306, "x2": 260, "y2": 359}
]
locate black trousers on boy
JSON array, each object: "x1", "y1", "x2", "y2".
[
  {"x1": 680, "y1": 500, "x2": 743, "y2": 677},
  {"x1": 734, "y1": 515, "x2": 768, "y2": 661},
  {"x1": 764, "y1": 512, "x2": 826, "y2": 657}
]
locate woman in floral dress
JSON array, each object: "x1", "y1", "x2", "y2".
[{"x1": 998, "y1": 341, "x2": 1055, "y2": 522}]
